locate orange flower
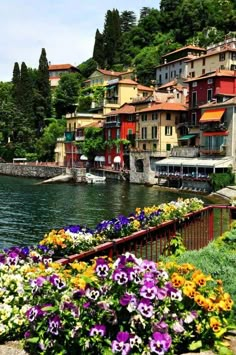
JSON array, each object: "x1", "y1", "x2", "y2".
[
  {"x1": 194, "y1": 293, "x2": 207, "y2": 308},
  {"x1": 203, "y1": 298, "x2": 215, "y2": 312},
  {"x1": 171, "y1": 272, "x2": 185, "y2": 288},
  {"x1": 210, "y1": 317, "x2": 221, "y2": 332},
  {"x1": 183, "y1": 285, "x2": 196, "y2": 298},
  {"x1": 177, "y1": 263, "x2": 195, "y2": 274}
]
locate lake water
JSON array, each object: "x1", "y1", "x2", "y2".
[{"x1": 0, "y1": 175, "x2": 213, "y2": 249}]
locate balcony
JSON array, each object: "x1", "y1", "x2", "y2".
[
  {"x1": 75, "y1": 135, "x2": 85, "y2": 141},
  {"x1": 171, "y1": 146, "x2": 200, "y2": 158},
  {"x1": 104, "y1": 121, "x2": 121, "y2": 128},
  {"x1": 65, "y1": 131, "x2": 75, "y2": 142},
  {"x1": 200, "y1": 146, "x2": 226, "y2": 156}
]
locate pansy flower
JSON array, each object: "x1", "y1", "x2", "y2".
[
  {"x1": 85, "y1": 288, "x2": 100, "y2": 301},
  {"x1": 49, "y1": 275, "x2": 66, "y2": 290},
  {"x1": 26, "y1": 305, "x2": 45, "y2": 322},
  {"x1": 137, "y1": 298, "x2": 153, "y2": 318},
  {"x1": 89, "y1": 324, "x2": 106, "y2": 337},
  {"x1": 140, "y1": 280, "x2": 158, "y2": 299},
  {"x1": 112, "y1": 268, "x2": 129, "y2": 285},
  {"x1": 112, "y1": 331, "x2": 130, "y2": 354},
  {"x1": 95, "y1": 258, "x2": 109, "y2": 278},
  {"x1": 149, "y1": 332, "x2": 172, "y2": 354},
  {"x1": 48, "y1": 315, "x2": 61, "y2": 335}
]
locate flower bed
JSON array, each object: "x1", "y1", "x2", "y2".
[
  {"x1": 39, "y1": 198, "x2": 205, "y2": 260},
  {"x1": 0, "y1": 250, "x2": 234, "y2": 354}
]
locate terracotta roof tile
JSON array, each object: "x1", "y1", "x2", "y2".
[
  {"x1": 138, "y1": 102, "x2": 188, "y2": 113},
  {"x1": 118, "y1": 78, "x2": 138, "y2": 85},
  {"x1": 105, "y1": 104, "x2": 136, "y2": 116},
  {"x1": 137, "y1": 84, "x2": 154, "y2": 92},
  {"x1": 185, "y1": 69, "x2": 236, "y2": 82},
  {"x1": 162, "y1": 45, "x2": 206, "y2": 57},
  {"x1": 49, "y1": 64, "x2": 79, "y2": 71}
]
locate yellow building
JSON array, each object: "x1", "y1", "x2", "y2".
[
  {"x1": 136, "y1": 102, "x2": 188, "y2": 155},
  {"x1": 87, "y1": 68, "x2": 134, "y2": 87}
]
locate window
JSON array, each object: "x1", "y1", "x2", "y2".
[
  {"x1": 191, "y1": 62, "x2": 194, "y2": 69},
  {"x1": 116, "y1": 145, "x2": 120, "y2": 153},
  {"x1": 69, "y1": 123, "x2": 71, "y2": 131},
  {"x1": 128, "y1": 129, "x2": 133, "y2": 135},
  {"x1": 191, "y1": 72, "x2": 195, "y2": 77},
  {"x1": 202, "y1": 69, "x2": 205, "y2": 75},
  {"x1": 153, "y1": 143, "x2": 157, "y2": 151},
  {"x1": 141, "y1": 127, "x2": 147, "y2": 139},
  {"x1": 165, "y1": 73, "x2": 168, "y2": 79},
  {"x1": 127, "y1": 115, "x2": 133, "y2": 122},
  {"x1": 116, "y1": 128, "x2": 120, "y2": 139},
  {"x1": 108, "y1": 155, "x2": 111, "y2": 164},
  {"x1": 152, "y1": 126, "x2": 157, "y2": 139},
  {"x1": 191, "y1": 112, "x2": 197, "y2": 126},
  {"x1": 179, "y1": 68, "x2": 182, "y2": 75},
  {"x1": 108, "y1": 129, "x2": 111, "y2": 140},
  {"x1": 74, "y1": 122, "x2": 76, "y2": 130},
  {"x1": 207, "y1": 89, "x2": 213, "y2": 102},
  {"x1": 207, "y1": 78, "x2": 213, "y2": 84},
  {"x1": 141, "y1": 114, "x2": 147, "y2": 121},
  {"x1": 143, "y1": 144, "x2": 146, "y2": 150},
  {"x1": 165, "y1": 126, "x2": 172, "y2": 136},
  {"x1": 192, "y1": 92, "x2": 197, "y2": 107},
  {"x1": 192, "y1": 81, "x2": 197, "y2": 87},
  {"x1": 158, "y1": 74, "x2": 162, "y2": 84},
  {"x1": 152, "y1": 113, "x2": 158, "y2": 120},
  {"x1": 219, "y1": 53, "x2": 225, "y2": 61},
  {"x1": 231, "y1": 52, "x2": 236, "y2": 60},
  {"x1": 166, "y1": 113, "x2": 171, "y2": 120},
  {"x1": 166, "y1": 144, "x2": 171, "y2": 151},
  {"x1": 231, "y1": 64, "x2": 236, "y2": 70},
  {"x1": 202, "y1": 58, "x2": 205, "y2": 66}
]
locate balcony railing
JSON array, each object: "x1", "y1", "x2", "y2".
[
  {"x1": 171, "y1": 146, "x2": 200, "y2": 158},
  {"x1": 104, "y1": 121, "x2": 121, "y2": 128},
  {"x1": 57, "y1": 206, "x2": 236, "y2": 265},
  {"x1": 200, "y1": 147, "x2": 226, "y2": 156}
]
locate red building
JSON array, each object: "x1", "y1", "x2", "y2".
[
  {"x1": 187, "y1": 69, "x2": 236, "y2": 127},
  {"x1": 103, "y1": 104, "x2": 136, "y2": 170}
]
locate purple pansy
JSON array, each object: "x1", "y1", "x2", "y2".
[
  {"x1": 156, "y1": 286, "x2": 168, "y2": 300},
  {"x1": 95, "y1": 258, "x2": 109, "y2": 278},
  {"x1": 6, "y1": 252, "x2": 19, "y2": 265},
  {"x1": 48, "y1": 315, "x2": 61, "y2": 335},
  {"x1": 153, "y1": 320, "x2": 169, "y2": 333},
  {"x1": 112, "y1": 269, "x2": 129, "y2": 285},
  {"x1": 49, "y1": 275, "x2": 66, "y2": 290},
  {"x1": 149, "y1": 332, "x2": 172, "y2": 354},
  {"x1": 26, "y1": 306, "x2": 45, "y2": 322},
  {"x1": 140, "y1": 280, "x2": 158, "y2": 300},
  {"x1": 85, "y1": 288, "x2": 100, "y2": 301},
  {"x1": 140, "y1": 260, "x2": 157, "y2": 273},
  {"x1": 89, "y1": 324, "x2": 106, "y2": 337},
  {"x1": 112, "y1": 331, "x2": 131, "y2": 354},
  {"x1": 120, "y1": 293, "x2": 137, "y2": 312},
  {"x1": 62, "y1": 302, "x2": 80, "y2": 317},
  {"x1": 137, "y1": 298, "x2": 154, "y2": 318},
  {"x1": 172, "y1": 320, "x2": 185, "y2": 333}
]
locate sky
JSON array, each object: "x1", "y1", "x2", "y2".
[{"x1": 0, "y1": 0, "x2": 160, "y2": 82}]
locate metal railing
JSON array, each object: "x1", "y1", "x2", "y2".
[{"x1": 58, "y1": 206, "x2": 236, "y2": 265}]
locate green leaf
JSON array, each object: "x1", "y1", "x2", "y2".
[
  {"x1": 188, "y1": 340, "x2": 202, "y2": 351},
  {"x1": 26, "y1": 337, "x2": 39, "y2": 343}
]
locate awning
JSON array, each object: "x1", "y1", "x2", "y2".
[
  {"x1": 155, "y1": 157, "x2": 233, "y2": 168},
  {"x1": 199, "y1": 108, "x2": 225, "y2": 123},
  {"x1": 114, "y1": 156, "x2": 121, "y2": 163},
  {"x1": 203, "y1": 131, "x2": 228, "y2": 136},
  {"x1": 178, "y1": 134, "x2": 196, "y2": 141},
  {"x1": 80, "y1": 155, "x2": 88, "y2": 161},
  {"x1": 94, "y1": 156, "x2": 105, "y2": 162}
]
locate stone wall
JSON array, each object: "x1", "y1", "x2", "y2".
[{"x1": 0, "y1": 163, "x2": 67, "y2": 179}]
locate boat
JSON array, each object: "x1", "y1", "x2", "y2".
[{"x1": 86, "y1": 173, "x2": 106, "y2": 184}]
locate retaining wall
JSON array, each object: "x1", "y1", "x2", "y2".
[{"x1": 0, "y1": 163, "x2": 67, "y2": 179}]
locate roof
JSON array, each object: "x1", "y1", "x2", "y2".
[
  {"x1": 185, "y1": 47, "x2": 236, "y2": 63},
  {"x1": 138, "y1": 102, "x2": 187, "y2": 113},
  {"x1": 97, "y1": 69, "x2": 128, "y2": 77},
  {"x1": 155, "y1": 157, "x2": 233, "y2": 168},
  {"x1": 200, "y1": 96, "x2": 236, "y2": 108},
  {"x1": 185, "y1": 69, "x2": 236, "y2": 83},
  {"x1": 137, "y1": 84, "x2": 154, "y2": 92},
  {"x1": 156, "y1": 55, "x2": 197, "y2": 68},
  {"x1": 105, "y1": 104, "x2": 136, "y2": 116},
  {"x1": 48, "y1": 64, "x2": 79, "y2": 71},
  {"x1": 162, "y1": 45, "x2": 206, "y2": 58},
  {"x1": 79, "y1": 120, "x2": 104, "y2": 129},
  {"x1": 118, "y1": 78, "x2": 138, "y2": 85}
]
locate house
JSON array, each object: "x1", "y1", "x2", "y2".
[
  {"x1": 185, "y1": 36, "x2": 236, "y2": 78},
  {"x1": 155, "y1": 45, "x2": 206, "y2": 86},
  {"x1": 129, "y1": 102, "x2": 188, "y2": 185},
  {"x1": 54, "y1": 113, "x2": 104, "y2": 167},
  {"x1": 87, "y1": 68, "x2": 134, "y2": 88},
  {"x1": 48, "y1": 63, "x2": 80, "y2": 89},
  {"x1": 103, "y1": 104, "x2": 136, "y2": 170}
]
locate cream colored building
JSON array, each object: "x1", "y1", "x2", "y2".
[
  {"x1": 87, "y1": 68, "x2": 134, "y2": 87},
  {"x1": 135, "y1": 102, "x2": 188, "y2": 154},
  {"x1": 185, "y1": 37, "x2": 236, "y2": 78}
]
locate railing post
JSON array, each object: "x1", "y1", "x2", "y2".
[{"x1": 208, "y1": 207, "x2": 214, "y2": 241}]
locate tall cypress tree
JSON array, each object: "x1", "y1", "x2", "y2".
[
  {"x1": 103, "y1": 9, "x2": 122, "y2": 68},
  {"x1": 93, "y1": 29, "x2": 105, "y2": 68},
  {"x1": 12, "y1": 62, "x2": 21, "y2": 107},
  {"x1": 20, "y1": 62, "x2": 34, "y2": 125},
  {"x1": 37, "y1": 48, "x2": 51, "y2": 118}
]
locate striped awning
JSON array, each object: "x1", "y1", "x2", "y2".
[{"x1": 199, "y1": 109, "x2": 225, "y2": 123}]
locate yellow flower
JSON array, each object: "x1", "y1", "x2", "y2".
[
  {"x1": 194, "y1": 293, "x2": 207, "y2": 308},
  {"x1": 171, "y1": 272, "x2": 185, "y2": 288},
  {"x1": 203, "y1": 298, "x2": 216, "y2": 312},
  {"x1": 183, "y1": 285, "x2": 196, "y2": 298},
  {"x1": 210, "y1": 317, "x2": 221, "y2": 332},
  {"x1": 177, "y1": 263, "x2": 195, "y2": 274}
]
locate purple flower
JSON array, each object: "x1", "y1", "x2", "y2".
[
  {"x1": 153, "y1": 320, "x2": 169, "y2": 333},
  {"x1": 24, "y1": 331, "x2": 31, "y2": 338},
  {"x1": 49, "y1": 275, "x2": 66, "y2": 289},
  {"x1": 26, "y1": 306, "x2": 44, "y2": 322},
  {"x1": 184, "y1": 311, "x2": 198, "y2": 324},
  {"x1": 137, "y1": 298, "x2": 153, "y2": 318},
  {"x1": 140, "y1": 280, "x2": 158, "y2": 300},
  {"x1": 95, "y1": 258, "x2": 109, "y2": 278},
  {"x1": 112, "y1": 269, "x2": 129, "y2": 285},
  {"x1": 140, "y1": 260, "x2": 157, "y2": 273},
  {"x1": 149, "y1": 332, "x2": 172, "y2": 354},
  {"x1": 156, "y1": 286, "x2": 168, "y2": 300},
  {"x1": 172, "y1": 320, "x2": 185, "y2": 333},
  {"x1": 62, "y1": 302, "x2": 80, "y2": 317},
  {"x1": 112, "y1": 331, "x2": 131, "y2": 354},
  {"x1": 89, "y1": 324, "x2": 106, "y2": 337},
  {"x1": 0, "y1": 254, "x2": 6, "y2": 264},
  {"x1": 6, "y1": 252, "x2": 19, "y2": 265},
  {"x1": 130, "y1": 334, "x2": 142, "y2": 348},
  {"x1": 48, "y1": 315, "x2": 61, "y2": 335},
  {"x1": 120, "y1": 293, "x2": 137, "y2": 312}
]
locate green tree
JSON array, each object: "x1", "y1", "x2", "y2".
[
  {"x1": 93, "y1": 30, "x2": 105, "y2": 68},
  {"x1": 53, "y1": 73, "x2": 80, "y2": 118},
  {"x1": 78, "y1": 58, "x2": 97, "y2": 80},
  {"x1": 12, "y1": 62, "x2": 21, "y2": 107},
  {"x1": 103, "y1": 9, "x2": 122, "y2": 67},
  {"x1": 133, "y1": 46, "x2": 159, "y2": 85},
  {"x1": 77, "y1": 127, "x2": 105, "y2": 161},
  {"x1": 20, "y1": 62, "x2": 34, "y2": 125},
  {"x1": 37, "y1": 48, "x2": 51, "y2": 118},
  {"x1": 120, "y1": 11, "x2": 136, "y2": 33},
  {"x1": 36, "y1": 118, "x2": 66, "y2": 161}
]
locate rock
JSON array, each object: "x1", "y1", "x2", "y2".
[{"x1": 0, "y1": 341, "x2": 28, "y2": 355}]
